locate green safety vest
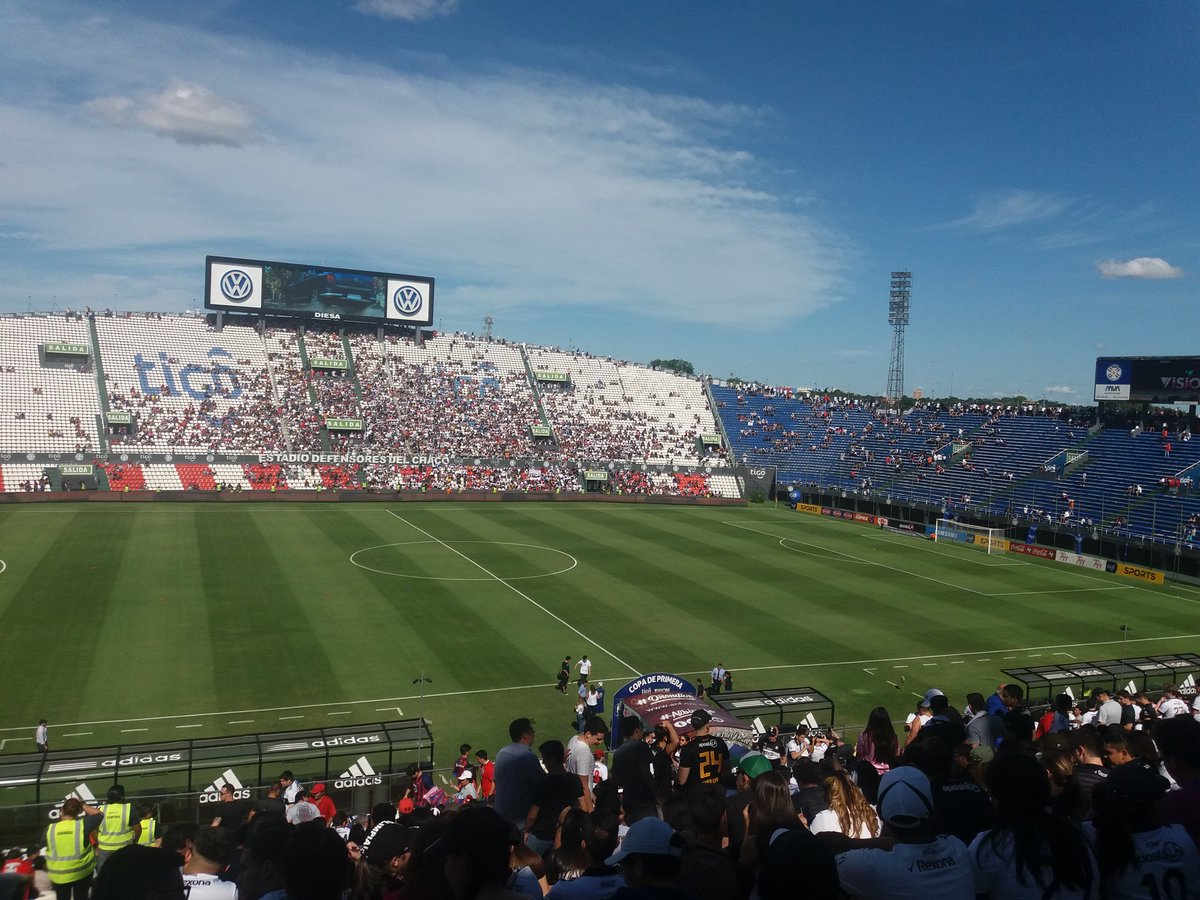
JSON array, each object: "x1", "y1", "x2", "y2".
[
  {"x1": 136, "y1": 817, "x2": 157, "y2": 845},
  {"x1": 44, "y1": 818, "x2": 95, "y2": 884},
  {"x1": 96, "y1": 802, "x2": 135, "y2": 851}
]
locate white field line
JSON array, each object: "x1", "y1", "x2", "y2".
[
  {"x1": 726, "y1": 521, "x2": 991, "y2": 596},
  {"x1": 0, "y1": 560, "x2": 6, "y2": 575},
  {"x1": 723, "y1": 633, "x2": 1200, "y2": 676},
  {"x1": 11, "y1": 632, "x2": 1196, "y2": 737},
  {"x1": 388, "y1": 510, "x2": 642, "y2": 677},
  {"x1": 858, "y1": 531, "x2": 1029, "y2": 567}
]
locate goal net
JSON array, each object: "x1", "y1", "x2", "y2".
[{"x1": 934, "y1": 519, "x2": 1006, "y2": 554}]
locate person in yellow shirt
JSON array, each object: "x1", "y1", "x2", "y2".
[
  {"x1": 44, "y1": 797, "x2": 96, "y2": 899},
  {"x1": 95, "y1": 785, "x2": 141, "y2": 870}
]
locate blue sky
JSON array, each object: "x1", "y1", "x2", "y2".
[{"x1": 1, "y1": 0, "x2": 1196, "y2": 400}]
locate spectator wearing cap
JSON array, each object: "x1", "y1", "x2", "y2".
[
  {"x1": 677, "y1": 709, "x2": 730, "y2": 791},
  {"x1": 606, "y1": 817, "x2": 690, "y2": 899},
  {"x1": 832, "y1": 766, "x2": 974, "y2": 899},
  {"x1": 611, "y1": 717, "x2": 659, "y2": 825},
  {"x1": 495, "y1": 718, "x2": 546, "y2": 831},
  {"x1": 1086, "y1": 759, "x2": 1200, "y2": 899},
  {"x1": 755, "y1": 725, "x2": 787, "y2": 769},
  {"x1": 354, "y1": 821, "x2": 418, "y2": 896},
  {"x1": 310, "y1": 783, "x2": 336, "y2": 825},
  {"x1": 567, "y1": 716, "x2": 609, "y2": 813},
  {"x1": 454, "y1": 769, "x2": 481, "y2": 805},
  {"x1": 1155, "y1": 717, "x2": 1200, "y2": 845}
]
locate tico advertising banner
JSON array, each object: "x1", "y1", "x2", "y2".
[{"x1": 206, "y1": 255, "x2": 435, "y2": 327}]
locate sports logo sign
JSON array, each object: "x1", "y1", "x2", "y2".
[{"x1": 199, "y1": 769, "x2": 250, "y2": 803}]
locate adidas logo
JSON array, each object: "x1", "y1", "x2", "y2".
[
  {"x1": 199, "y1": 769, "x2": 250, "y2": 803},
  {"x1": 803, "y1": 713, "x2": 820, "y2": 730},
  {"x1": 1124, "y1": 680, "x2": 1138, "y2": 696},
  {"x1": 1181, "y1": 674, "x2": 1197, "y2": 696},
  {"x1": 48, "y1": 784, "x2": 96, "y2": 820},
  {"x1": 335, "y1": 756, "x2": 382, "y2": 789}
]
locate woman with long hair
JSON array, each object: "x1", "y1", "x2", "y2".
[
  {"x1": 808, "y1": 770, "x2": 880, "y2": 839},
  {"x1": 970, "y1": 751, "x2": 1097, "y2": 899},
  {"x1": 738, "y1": 770, "x2": 803, "y2": 870},
  {"x1": 855, "y1": 706, "x2": 899, "y2": 775}
]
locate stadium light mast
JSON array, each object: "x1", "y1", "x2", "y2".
[
  {"x1": 886, "y1": 272, "x2": 911, "y2": 404},
  {"x1": 483, "y1": 315, "x2": 494, "y2": 342}
]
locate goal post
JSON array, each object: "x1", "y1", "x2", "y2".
[{"x1": 934, "y1": 519, "x2": 1007, "y2": 554}]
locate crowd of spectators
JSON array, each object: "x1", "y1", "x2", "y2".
[{"x1": 9, "y1": 679, "x2": 1196, "y2": 899}]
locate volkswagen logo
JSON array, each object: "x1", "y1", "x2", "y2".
[
  {"x1": 219, "y1": 269, "x2": 254, "y2": 303},
  {"x1": 393, "y1": 285, "x2": 424, "y2": 315}
]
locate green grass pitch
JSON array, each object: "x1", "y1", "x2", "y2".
[{"x1": 1, "y1": 502, "x2": 1197, "y2": 766}]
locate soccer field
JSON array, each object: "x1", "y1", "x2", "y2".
[{"x1": 1, "y1": 502, "x2": 1197, "y2": 764}]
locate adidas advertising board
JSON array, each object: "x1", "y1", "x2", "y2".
[
  {"x1": 334, "y1": 756, "x2": 382, "y2": 789},
  {"x1": 48, "y1": 783, "x2": 97, "y2": 820},
  {"x1": 199, "y1": 769, "x2": 251, "y2": 804}
]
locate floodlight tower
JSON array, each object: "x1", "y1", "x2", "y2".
[
  {"x1": 886, "y1": 271, "x2": 911, "y2": 404},
  {"x1": 483, "y1": 315, "x2": 494, "y2": 342}
]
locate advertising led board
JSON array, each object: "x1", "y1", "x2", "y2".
[
  {"x1": 206, "y1": 255, "x2": 434, "y2": 327},
  {"x1": 1095, "y1": 357, "x2": 1200, "y2": 403}
]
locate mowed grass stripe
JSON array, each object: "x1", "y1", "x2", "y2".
[
  {"x1": 81, "y1": 508, "x2": 216, "y2": 718},
  {"x1": 3, "y1": 508, "x2": 136, "y2": 725},
  {"x1": 195, "y1": 507, "x2": 344, "y2": 711}
]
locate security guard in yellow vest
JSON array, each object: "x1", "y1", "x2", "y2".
[
  {"x1": 95, "y1": 783, "x2": 141, "y2": 869},
  {"x1": 136, "y1": 804, "x2": 160, "y2": 847},
  {"x1": 44, "y1": 797, "x2": 96, "y2": 898}
]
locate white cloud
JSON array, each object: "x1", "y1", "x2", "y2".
[
  {"x1": 945, "y1": 189, "x2": 1073, "y2": 230},
  {"x1": 1096, "y1": 257, "x2": 1184, "y2": 279},
  {"x1": 0, "y1": 4, "x2": 850, "y2": 328},
  {"x1": 354, "y1": 0, "x2": 459, "y2": 21},
  {"x1": 85, "y1": 80, "x2": 261, "y2": 146},
  {"x1": 1043, "y1": 385, "x2": 1075, "y2": 395}
]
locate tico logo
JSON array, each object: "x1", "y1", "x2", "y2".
[
  {"x1": 335, "y1": 756, "x2": 382, "y2": 788},
  {"x1": 219, "y1": 269, "x2": 254, "y2": 303},
  {"x1": 393, "y1": 285, "x2": 423, "y2": 315}
]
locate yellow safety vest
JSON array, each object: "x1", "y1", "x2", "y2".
[
  {"x1": 44, "y1": 819, "x2": 95, "y2": 884},
  {"x1": 96, "y1": 802, "x2": 135, "y2": 851},
  {"x1": 136, "y1": 817, "x2": 158, "y2": 845}
]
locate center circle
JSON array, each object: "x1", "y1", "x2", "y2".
[{"x1": 349, "y1": 541, "x2": 578, "y2": 581}]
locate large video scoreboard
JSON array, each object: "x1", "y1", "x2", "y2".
[
  {"x1": 1095, "y1": 356, "x2": 1200, "y2": 403},
  {"x1": 205, "y1": 255, "x2": 434, "y2": 327}
]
